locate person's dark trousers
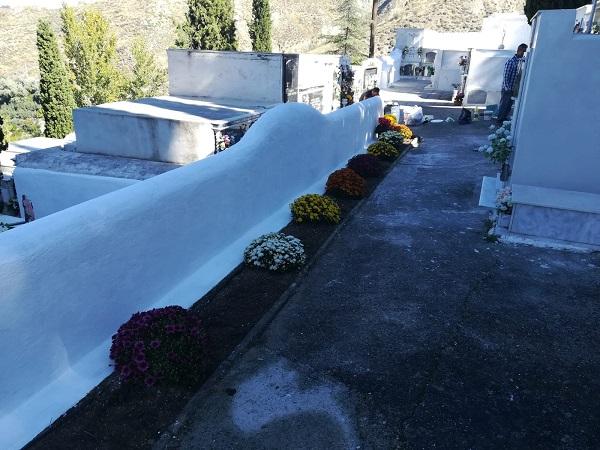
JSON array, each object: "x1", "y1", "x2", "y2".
[{"x1": 497, "y1": 89, "x2": 513, "y2": 125}]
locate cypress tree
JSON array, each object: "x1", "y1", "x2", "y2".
[
  {"x1": 524, "y1": 0, "x2": 589, "y2": 22},
  {"x1": 0, "y1": 115, "x2": 7, "y2": 151},
  {"x1": 326, "y1": 0, "x2": 369, "y2": 65},
  {"x1": 249, "y1": 0, "x2": 272, "y2": 52},
  {"x1": 175, "y1": 0, "x2": 237, "y2": 50},
  {"x1": 36, "y1": 20, "x2": 76, "y2": 139}
]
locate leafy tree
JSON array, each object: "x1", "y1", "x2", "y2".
[
  {"x1": 36, "y1": 20, "x2": 76, "y2": 139},
  {"x1": 249, "y1": 0, "x2": 272, "y2": 52},
  {"x1": 524, "y1": 0, "x2": 589, "y2": 22},
  {"x1": 0, "y1": 78, "x2": 42, "y2": 142},
  {"x1": 61, "y1": 6, "x2": 125, "y2": 106},
  {"x1": 125, "y1": 38, "x2": 167, "y2": 100},
  {"x1": 326, "y1": 0, "x2": 369, "y2": 65},
  {"x1": 175, "y1": 0, "x2": 237, "y2": 50}
]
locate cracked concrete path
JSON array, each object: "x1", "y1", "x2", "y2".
[{"x1": 163, "y1": 114, "x2": 600, "y2": 449}]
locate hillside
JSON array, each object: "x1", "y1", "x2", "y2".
[{"x1": 0, "y1": 0, "x2": 525, "y2": 81}]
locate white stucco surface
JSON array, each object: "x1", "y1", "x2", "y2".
[
  {"x1": 296, "y1": 54, "x2": 340, "y2": 112},
  {"x1": 511, "y1": 9, "x2": 600, "y2": 197},
  {"x1": 429, "y1": 50, "x2": 465, "y2": 91},
  {"x1": 394, "y1": 14, "x2": 530, "y2": 93},
  {"x1": 168, "y1": 49, "x2": 284, "y2": 104},
  {"x1": 14, "y1": 169, "x2": 137, "y2": 218},
  {"x1": 464, "y1": 49, "x2": 516, "y2": 105},
  {"x1": 73, "y1": 96, "x2": 271, "y2": 164},
  {"x1": 0, "y1": 98, "x2": 382, "y2": 449},
  {"x1": 395, "y1": 14, "x2": 530, "y2": 52},
  {"x1": 480, "y1": 13, "x2": 531, "y2": 50}
]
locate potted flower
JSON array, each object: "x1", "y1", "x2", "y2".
[{"x1": 496, "y1": 187, "x2": 513, "y2": 216}]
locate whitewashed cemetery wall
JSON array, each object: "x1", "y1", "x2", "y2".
[{"x1": 0, "y1": 98, "x2": 383, "y2": 450}]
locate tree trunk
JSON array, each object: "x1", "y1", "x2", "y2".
[{"x1": 369, "y1": 0, "x2": 377, "y2": 58}]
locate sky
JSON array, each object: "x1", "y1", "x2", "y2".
[{"x1": 0, "y1": 0, "x2": 98, "y2": 8}]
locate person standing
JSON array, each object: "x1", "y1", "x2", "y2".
[
  {"x1": 359, "y1": 89, "x2": 373, "y2": 101},
  {"x1": 497, "y1": 43, "x2": 527, "y2": 125},
  {"x1": 359, "y1": 87, "x2": 380, "y2": 101}
]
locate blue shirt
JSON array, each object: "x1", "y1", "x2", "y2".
[{"x1": 502, "y1": 55, "x2": 524, "y2": 92}]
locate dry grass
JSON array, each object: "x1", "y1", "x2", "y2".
[{"x1": 0, "y1": 0, "x2": 524, "y2": 81}]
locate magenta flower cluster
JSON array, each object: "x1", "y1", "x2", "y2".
[{"x1": 110, "y1": 306, "x2": 207, "y2": 387}]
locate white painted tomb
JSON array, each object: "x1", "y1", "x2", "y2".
[
  {"x1": 14, "y1": 149, "x2": 178, "y2": 218},
  {"x1": 507, "y1": 7, "x2": 600, "y2": 246},
  {"x1": 7, "y1": 49, "x2": 344, "y2": 221},
  {"x1": 0, "y1": 136, "x2": 67, "y2": 178},
  {"x1": 463, "y1": 49, "x2": 518, "y2": 106},
  {"x1": 167, "y1": 49, "x2": 341, "y2": 113},
  {"x1": 74, "y1": 96, "x2": 271, "y2": 164}
]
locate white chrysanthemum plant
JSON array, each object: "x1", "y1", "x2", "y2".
[
  {"x1": 478, "y1": 121, "x2": 513, "y2": 164},
  {"x1": 495, "y1": 187, "x2": 513, "y2": 215},
  {"x1": 244, "y1": 232, "x2": 307, "y2": 272}
]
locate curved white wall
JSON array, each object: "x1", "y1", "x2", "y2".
[{"x1": 0, "y1": 99, "x2": 382, "y2": 449}]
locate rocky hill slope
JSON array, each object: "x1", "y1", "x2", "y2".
[{"x1": 0, "y1": 0, "x2": 525, "y2": 81}]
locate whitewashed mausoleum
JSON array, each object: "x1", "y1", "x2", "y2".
[
  {"x1": 391, "y1": 13, "x2": 531, "y2": 105},
  {"x1": 505, "y1": 5, "x2": 600, "y2": 247}
]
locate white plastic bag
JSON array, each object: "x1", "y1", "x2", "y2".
[
  {"x1": 391, "y1": 105, "x2": 403, "y2": 123},
  {"x1": 402, "y1": 105, "x2": 424, "y2": 126}
]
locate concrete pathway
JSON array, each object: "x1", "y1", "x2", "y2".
[{"x1": 163, "y1": 110, "x2": 600, "y2": 449}]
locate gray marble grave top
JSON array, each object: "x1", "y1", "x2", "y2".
[
  {"x1": 85, "y1": 95, "x2": 275, "y2": 125},
  {"x1": 15, "y1": 149, "x2": 181, "y2": 180}
]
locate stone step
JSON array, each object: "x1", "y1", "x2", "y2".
[{"x1": 478, "y1": 175, "x2": 502, "y2": 208}]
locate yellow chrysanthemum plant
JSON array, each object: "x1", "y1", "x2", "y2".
[
  {"x1": 367, "y1": 141, "x2": 400, "y2": 161},
  {"x1": 290, "y1": 194, "x2": 341, "y2": 224},
  {"x1": 383, "y1": 114, "x2": 397, "y2": 125},
  {"x1": 392, "y1": 124, "x2": 413, "y2": 140}
]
